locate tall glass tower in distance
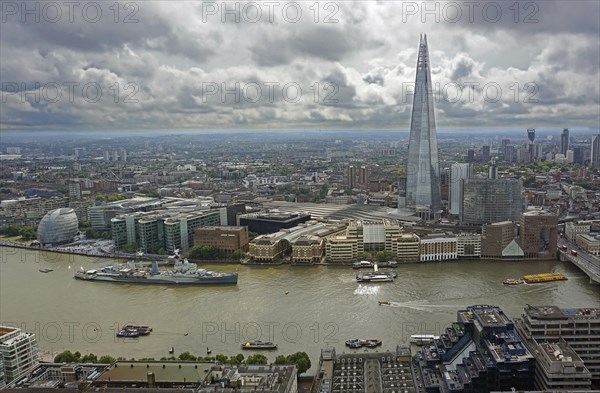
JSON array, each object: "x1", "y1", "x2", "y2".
[{"x1": 403, "y1": 34, "x2": 441, "y2": 218}]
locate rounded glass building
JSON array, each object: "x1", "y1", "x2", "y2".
[{"x1": 37, "y1": 208, "x2": 79, "y2": 245}]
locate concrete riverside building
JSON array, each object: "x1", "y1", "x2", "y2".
[
  {"x1": 0, "y1": 326, "x2": 39, "y2": 388},
  {"x1": 525, "y1": 338, "x2": 592, "y2": 391},
  {"x1": 419, "y1": 233, "x2": 457, "y2": 261},
  {"x1": 481, "y1": 221, "x2": 517, "y2": 258},
  {"x1": 111, "y1": 208, "x2": 221, "y2": 253},
  {"x1": 519, "y1": 210, "x2": 558, "y2": 259},
  {"x1": 515, "y1": 305, "x2": 600, "y2": 388},
  {"x1": 249, "y1": 221, "x2": 344, "y2": 263},
  {"x1": 238, "y1": 212, "x2": 311, "y2": 234},
  {"x1": 324, "y1": 219, "x2": 402, "y2": 263},
  {"x1": 193, "y1": 226, "x2": 249, "y2": 254},
  {"x1": 393, "y1": 233, "x2": 421, "y2": 263},
  {"x1": 460, "y1": 178, "x2": 524, "y2": 225}
]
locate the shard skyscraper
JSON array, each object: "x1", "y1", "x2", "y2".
[{"x1": 402, "y1": 34, "x2": 441, "y2": 217}]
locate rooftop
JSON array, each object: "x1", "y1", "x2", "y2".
[{"x1": 95, "y1": 361, "x2": 213, "y2": 383}]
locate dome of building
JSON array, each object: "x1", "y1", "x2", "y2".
[{"x1": 37, "y1": 208, "x2": 79, "y2": 245}]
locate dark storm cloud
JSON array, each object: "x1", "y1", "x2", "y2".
[{"x1": 0, "y1": 1, "x2": 598, "y2": 130}]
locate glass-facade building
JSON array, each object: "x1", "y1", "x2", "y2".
[
  {"x1": 460, "y1": 178, "x2": 524, "y2": 225},
  {"x1": 403, "y1": 34, "x2": 442, "y2": 216},
  {"x1": 36, "y1": 208, "x2": 79, "y2": 245},
  {"x1": 112, "y1": 209, "x2": 221, "y2": 253}
]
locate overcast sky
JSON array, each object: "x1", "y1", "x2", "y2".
[{"x1": 1, "y1": 0, "x2": 599, "y2": 131}]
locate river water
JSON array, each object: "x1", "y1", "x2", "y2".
[{"x1": 1, "y1": 246, "x2": 599, "y2": 370}]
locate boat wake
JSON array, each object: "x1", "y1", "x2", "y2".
[
  {"x1": 381, "y1": 300, "x2": 457, "y2": 312},
  {"x1": 354, "y1": 285, "x2": 379, "y2": 296}
]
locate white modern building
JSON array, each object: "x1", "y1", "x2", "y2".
[{"x1": 0, "y1": 326, "x2": 39, "y2": 388}]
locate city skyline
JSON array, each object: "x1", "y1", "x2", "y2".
[{"x1": 1, "y1": 1, "x2": 599, "y2": 130}]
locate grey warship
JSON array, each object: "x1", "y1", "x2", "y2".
[{"x1": 74, "y1": 259, "x2": 238, "y2": 285}]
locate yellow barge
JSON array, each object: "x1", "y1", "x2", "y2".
[{"x1": 522, "y1": 272, "x2": 567, "y2": 284}]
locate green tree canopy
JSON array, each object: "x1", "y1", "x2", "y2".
[
  {"x1": 245, "y1": 354, "x2": 268, "y2": 365},
  {"x1": 376, "y1": 250, "x2": 388, "y2": 262},
  {"x1": 285, "y1": 352, "x2": 311, "y2": 375}
]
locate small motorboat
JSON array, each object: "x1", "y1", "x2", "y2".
[
  {"x1": 39, "y1": 268, "x2": 53, "y2": 273},
  {"x1": 116, "y1": 329, "x2": 140, "y2": 338},
  {"x1": 169, "y1": 347, "x2": 174, "y2": 354},
  {"x1": 378, "y1": 301, "x2": 391, "y2": 306}
]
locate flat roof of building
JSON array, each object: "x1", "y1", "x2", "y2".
[
  {"x1": 95, "y1": 361, "x2": 214, "y2": 383},
  {"x1": 524, "y1": 305, "x2": 600, "y2": 320}
]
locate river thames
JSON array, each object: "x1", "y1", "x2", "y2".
[{"x1": 1, "y1": 246, "x2": 599, "y2": 370}]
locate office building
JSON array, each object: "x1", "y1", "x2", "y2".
[
  {"x1": 238, "y1": 212, "x2": 311, "y2": 235},
  {"x1": 419, "y1": 233, "x2": 458, "y2": 261},
  {"x1": 403, "y1": 35, "x2": 442, "y2": 217},
  {"x1": 505, "y1": 145, "x2": 515, "y2": 162},
  {"x1": 560, "y1": 128, "x2": 570, "y2": 155},
  {"x1": 449, "y1": 163, "x2": 472, "y2": 216},
  {"x1": 415, "y1": 305, "x2": 534, "y2": 392},
  {"x1": 482, "y1": 145, "x2": 490, "y2": 163},
  {"x1": 573, "y1": 146, "x2": 585, "y2": 164},
  {"x1": 515, "y1": 305, "x2": 600, "y2": 388},
  {"x1": 325, "y1": 219, "x2": 401, "y2": 263},
  {"x1": 291, "y1": 235, "x2": 324, "y2": 263},
  {"x1": 592, "y1": 134, "x2": 600, "y2": 166},
  {"x1": 501, "y1": 138, "x2": 511, "y2": 158},
  {"x1": 111, "y1": 208, "x2": 221, "y2": 253},
  {"x1": 460, "y1": 178, "x2": 524, "y2": 225},
  {"x1": 249, "y1": 221, "x2": 340, "y2": 263},
  {"x1": 198, "y1": 364, "x2": 297, "y2": 392},
  {"x1": 193, "y1": 226, "x2": 249, "y2": 254},
  {"x1": 519, "y1": 210, "x2": 558, "y2": 259},
  {"x1": 526, "y1": 338, "x2": 592, "y2": 391},
  {"x1": 316, "y1": 346, "x2": 416, "y2": 393},
  {"x1": 36, "y1": 208, "x2": 79, "y2": 245},
  {"x1": 456, "y1": 233, "x2": 481, "y2": 258},
  {"x1": 466, "y1": 148, "x2": 475, "y2": 163},
  {"x1": 391, "y1": 233, "x2": 420, "y2": 263},
  {"x1": 0, "y1": 326, "x2": 39, "y2": 388},
  {"x1": 89, "y1": 197, "x2": 163, "y2": 230},
  {"x1": 481, "y1": 221, "x2": 517, "y2": 258}
]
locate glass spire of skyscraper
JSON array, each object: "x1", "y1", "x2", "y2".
[{"x1": 403, "y1": 34, "x2": 441, "y2": 216}]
